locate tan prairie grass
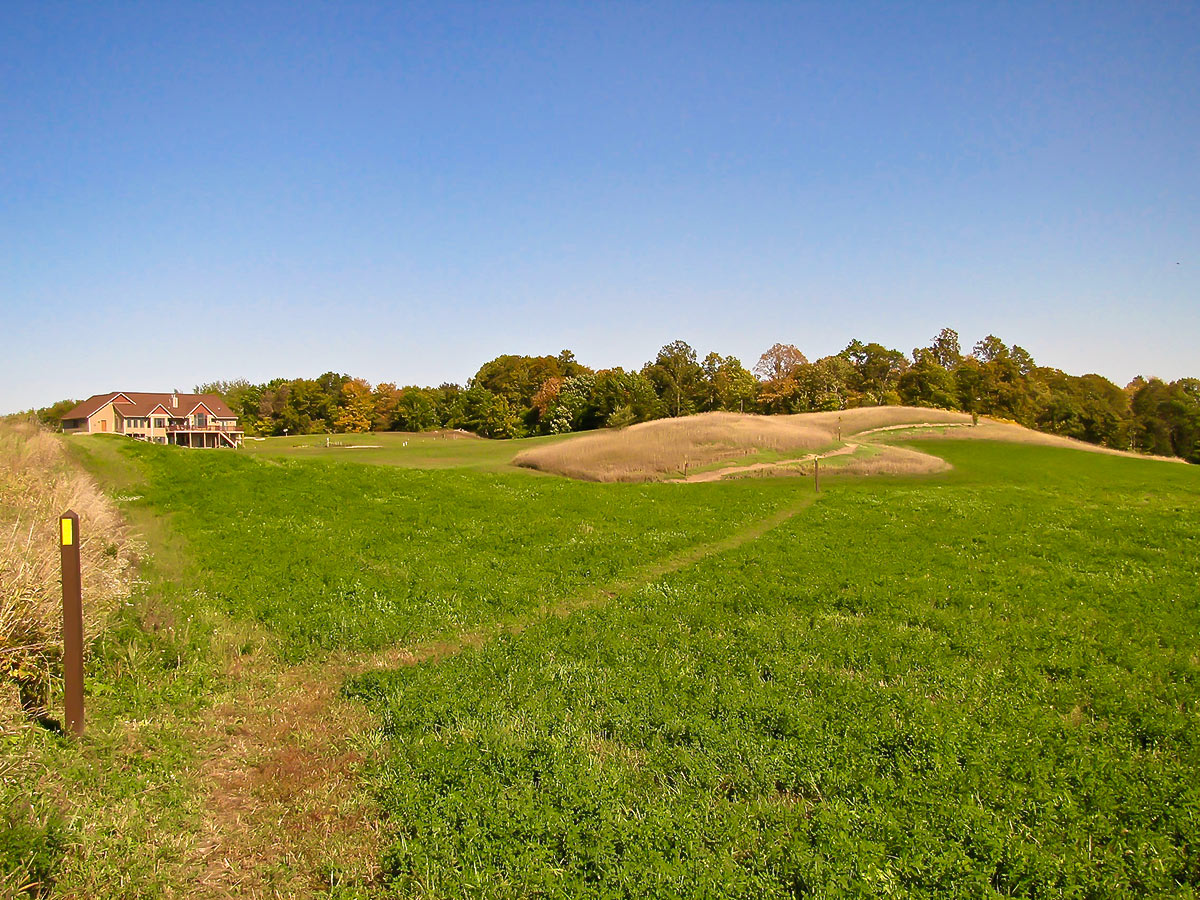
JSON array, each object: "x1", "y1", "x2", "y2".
[
  {"x1": 721, "y1": 444, "x2": 951, "y2": 481},
  {"x1": 793, "y1": 406, "x2": 974, "y2": 435},
  {"x1": 828, "y1": 444, "x2": 953, "y2": 476},
  {"x1": 0, "y1": 419, "x2": 135, "y2": 718},
  {"x1": 513, "y1": 406, "x2": 1173, "y2": 483},
  {"x1": 514, "y1": 407, "x2": 970, "y2": 482},
  {"x1": 513, "y1": 412, "x2": 834, "y2": 482}
]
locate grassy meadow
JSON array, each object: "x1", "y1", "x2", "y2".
[
  {"x1": 346, "y1": 442, "x2": 1200, "y2": 897},
  {"x1": 240, "y1": 430, "x2": 574, "y2": 472},
  {"x1": 95, "y1": 437, "x2": 808, "y2": 659},
  {"x1": 3, "y1": 425, "x2": 1198, "y2": 897}
]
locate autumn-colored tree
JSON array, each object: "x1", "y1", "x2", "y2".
[
  {"x1": 335, "y1": 378, "x2": 375, "y2": 433},
  {"x1": 371, "y1": 382, "x2": 403, "y2": 431},
  {"x1": 542, "y1": 374, "x2": 597, "y2": 433},
  {"x1": 531, "y1": 377, "x2": 564, "y2": 419},
  {"x1": 753, "y1": 343, "x2": 808, "y2": 383},
  {"x1": 751, "y1": 344, "x2": 808, "y2": 413}
]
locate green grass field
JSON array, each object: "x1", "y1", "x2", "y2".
[
  {"x1": 9, "y1": 433, "x2": 1199, "y2": 898},
  {"x1": 240, "y1": 430, "x2": 575, "y2": 472},
  {"x1": 105, "y1": 438, "x2": 811, "y2": 659},
  {"x1": 344, "y1": 442, "x2": 1200, "y2": 897}
]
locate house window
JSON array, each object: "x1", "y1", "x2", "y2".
[
  {"x1": 196, "y1": 414, "x2": 207, "y2": 428},
  {"x1": 154, "y1": 418, "x2": 165, "y2": 428}
]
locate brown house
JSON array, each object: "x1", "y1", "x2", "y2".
[{"x1": 61, "y1": 391, "x2": 244, "y2": 448}]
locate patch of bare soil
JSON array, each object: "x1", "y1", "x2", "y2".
[{"x1": 190, "y1": 656, "x2": 383, "y2": 899}]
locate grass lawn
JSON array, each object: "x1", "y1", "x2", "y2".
[
  {"x1": 240, "y1": 430, "x2": 576, "y2": 472},
  {"x1": 347, "y1": 442, "x2": 1200, "y2": 898},
  {"x1": 7, "y1": 433, "x2": 1198, "y2": 898}
]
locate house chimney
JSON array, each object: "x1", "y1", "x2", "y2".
[{"x1": 171, "y1": 392, "x2": 178, "y2": 408}]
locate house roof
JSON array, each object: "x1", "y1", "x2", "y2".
[{"x1": 62, "y1": 392, "x2": 237, "y2": 420}]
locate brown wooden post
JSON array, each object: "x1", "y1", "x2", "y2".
[
  {"x1": 814, "y1": 457, "x2": 820, "y2": 493},
  {"x1": 59, "y1": 511, "x2": 84, "y2": 736}
]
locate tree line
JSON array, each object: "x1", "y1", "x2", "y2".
[{"x1": 27, "y1": 330, "x2": 1200, "y2": 461}]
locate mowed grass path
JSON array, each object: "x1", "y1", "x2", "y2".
[
  {"x1": 102, "y1": 438, "x2": 810, "y2": 660},
  {"x1": 345, "y1": 442, "x2": 1200, "y2": 898}
]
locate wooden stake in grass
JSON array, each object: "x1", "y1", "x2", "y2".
[
  {"x1": 60, "y1": 510, "x2": 85, "y2": 736},
  {"x1": 814, "y1": 457, "x2": 820, "y2": 493}
]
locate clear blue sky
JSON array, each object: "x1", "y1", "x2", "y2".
[{"x1": 3, "y1": 1, "x2": 1197, "y2": 413}]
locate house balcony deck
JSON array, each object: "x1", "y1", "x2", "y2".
[
  {"x1": 165, "y1": 423, "x2": 244, "y2": 448},
  {"x1": 166, "y1": 423, "x2": 245, "y2": 434}
]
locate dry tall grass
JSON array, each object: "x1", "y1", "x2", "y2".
[
  {"x1": 0, "y1": 419, "x2": 134, "y2": 719},
  {"x1": 512, "y1": 406, "x2": 1168, "y2": 483},
  {"x1": 830, "y1": 444, "x2": 953, "y2": 476},
  {"x1": 513, "y1": 408, "x2": 971, "y2": 482},
  {"x1": 514, "y1": 412, "x2": 835, "y2": 482},
  {"x1": 793, "y1": 406, "x2": 973, "y2": 435}
]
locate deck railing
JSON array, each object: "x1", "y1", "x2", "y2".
[{"x1": 166, "y1": 423, "x2": 244, "y2": 433}]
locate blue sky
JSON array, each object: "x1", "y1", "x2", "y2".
[{"x1": 2, "y1": 1, "x2": 1197, "y2": 412}]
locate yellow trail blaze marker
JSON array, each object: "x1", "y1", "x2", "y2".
[{"x1": 59, "y1": 510, "x2": 84, "y2": 735}]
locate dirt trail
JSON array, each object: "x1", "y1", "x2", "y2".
[
  {"x1": 849, "y1": 421, "x2": 977, "y2": 437},
  {"x1": 672, "y1": 420, "x2": 1011, "y2": 484},
  {"x1": 191, "y1": 661, "x2": 381, "y2": 898},
  {"x1": 186, "y1": 487, "x2": 822, "y2": 897}
]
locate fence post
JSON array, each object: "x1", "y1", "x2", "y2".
[
  {"x1": 60, "y1": 511, "x2": 84, "y2": 736},
  {"x1": 814, "y1": 457, "x2": 820, "y2": 493}
]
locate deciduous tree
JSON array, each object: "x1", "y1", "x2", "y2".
[
  {"x1": 643, "y1": 340, "x2": 702, "y2": 418},
  {"x1": 334, "y1": 378, "x2": 375, "y2": 433}
]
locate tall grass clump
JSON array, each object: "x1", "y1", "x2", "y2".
[
  {"x1": 514, "y1": 412, "x2": 833, "y2": 481},
  {"x1": 0, "y1": 420, "x2": 133, "y2": 720}
]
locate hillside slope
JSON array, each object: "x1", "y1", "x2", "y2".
[{"x1": 514, "y1": 407, "x2": 1177, "y2": 482}]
